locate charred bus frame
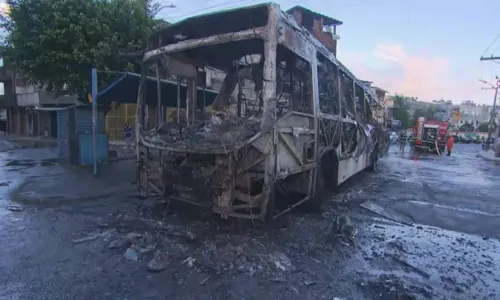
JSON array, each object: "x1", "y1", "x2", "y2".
[{"x1": 136, "y1": 3, "x2": 381, "y2": 220}]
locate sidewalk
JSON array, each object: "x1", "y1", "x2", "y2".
[
  {"x1": 1, "y1": 135, "x2": 136, "y2": 161},
  {"x1": 108, "y1": 141, "x2": 135, "y2": 161},
  {"x1": 0, "y1": 135, "x2": 57, "y2": 150},
  {"x1": 3, "y1": 148, "x2": 137, "y2": 204},
  {"x1": 477, "y1": 150, "x2": 500, "y2": 162}
]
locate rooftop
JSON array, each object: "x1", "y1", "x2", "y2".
[
  {"x1": 287, "y1": 6, "x2": 343, "y2": 26},
  {"x1": 372, "y1": 86, "x2": 389, "y2": 93}
]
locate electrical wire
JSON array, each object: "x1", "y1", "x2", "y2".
[
  {"x1": 168, "y1": 0, "x2": 259, "y2": 20},
  {"x1": 482, "y1": 33, "x2": 500, "y2": 57},
  {"x1": 167, "y1": 0, "x2": 306, "y2": 21}
]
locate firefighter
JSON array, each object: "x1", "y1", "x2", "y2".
[
  {"x1": 446, "y1": 134, "x2": 455, "y2": 156},
  {"x1": 399, "y1": 130, "x2": 408, "y2": 152}
]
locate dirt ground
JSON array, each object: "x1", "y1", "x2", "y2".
[{"x1": 0, "y1": 142, "x2": 499, "y2": 300}]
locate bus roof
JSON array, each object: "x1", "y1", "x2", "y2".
[{"x1": 147, "y1": 3, "x2": 379, "y2": 106}]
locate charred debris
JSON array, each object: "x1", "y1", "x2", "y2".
[{"x1": 135, "y1": 3, "x2": 384, "y2": 220}]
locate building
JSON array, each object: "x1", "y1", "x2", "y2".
[
  {"x1": 0, "y1": 57, "x2": 18, "y2": 134},
  {"x1": 456, "y1": 101, "x2": 492, "y2": 125},
  {"x1": 371, "y1": 86, "x2": 388, "y2": 125},
  {"x1": 286, "y1": 6, "x2": 342, "y2": 56},
  {"x1": 383, "y1": 96, "x2": 395, "y2": 127},
  {"x1": 0, "y1": 57, "x2": 79, "y2": 137}
]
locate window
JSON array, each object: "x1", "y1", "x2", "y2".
[
  {"x1": 339, "y1": 71, "x2": 355, "y2": 117},
  {"x1": 0, "y1": 82, "x2": 4, "y2": 96},
  {"x1": 301, "y1": 12, "x2": 314, "y2": 30},
  {"x1": 276, "y1": 45, "x2": 313, "y2": 115},
  {"x1": 317, "y1": 53, "x2": 339, "y2": 115},
  {"x1": 0, "y1": 58, "x2": 3, "y2": 67}
]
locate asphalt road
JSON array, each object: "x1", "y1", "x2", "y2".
[{"x1": 0, "y1": 142, "x2": 499, "y2": 300}]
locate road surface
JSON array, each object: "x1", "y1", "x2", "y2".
[{"x1": 0, "y1": 141, "x2": 499, "y2": 300}]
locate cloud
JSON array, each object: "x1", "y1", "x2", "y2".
[{"x1": 341, "y1": 43, "x2": 480, "y2": 102}]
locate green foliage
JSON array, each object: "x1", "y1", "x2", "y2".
[
  {"x1": 411, "y1": 106, "x2": 438, "y2": 124},
  {"x1": 478, "y1": 121, "x2": 497, "y2": 133},
  {"x1": 392, "y1": 94, "x2": 412, "y2": 128},
  {"x1": 0, "y1": 0, "x2": 159, "y2": 101}
]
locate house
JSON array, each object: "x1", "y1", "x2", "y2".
[
  {"x1": 371, "y1": 86, "x2": 388, "y2": 125},
  {"x1": 0, "y1": 57, "x2": 18, "y2": 134},
  {"x1": 0, "y1": 57, "x2": 79, "y2": 137},
  {"x1": 15, "y1": 77, "x2": 79, "y2": 137},
  {"x1": 384, "y1": 96, "x2": 395, "y2": 127},
  {"x1": 286, "y1": 6, "x2": 342, "y2": 56}
]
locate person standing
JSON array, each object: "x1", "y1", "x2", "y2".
[
  {"x1": 399, "y1": 130, "x2": 408, "y2": 152},
  {"x1": 124, "y1": 123, "x2": 133, "y2": 149},
  {"x1": 446, "y1": 135, "x2": 454, "y2": 156}
]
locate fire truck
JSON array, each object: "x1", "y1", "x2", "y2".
[{"x1": 412, "y1": 117, "x2": 449, "y2": 154}]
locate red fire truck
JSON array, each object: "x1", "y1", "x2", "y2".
[{"x1": 412, "y1": 117, "x2": 449, "y2": 154}]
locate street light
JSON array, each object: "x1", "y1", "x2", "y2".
[
  {"x1": 152, "y1": 4, "x2": 176, "y2": 17},
  {"x1": 479, "y1": 79, "x2": 495, "y2": 88}
]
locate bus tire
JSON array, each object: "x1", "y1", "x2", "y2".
[{"x1": 319, "y1": 149, "x2": 339, "y2": 193}]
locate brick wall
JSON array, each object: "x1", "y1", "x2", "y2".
[
  {"x1": 289, "y1": 9, "x2": 338, "y2": 56},
  {"x1": 312, "y1": 19, "x2": 337, "y2": 55}
]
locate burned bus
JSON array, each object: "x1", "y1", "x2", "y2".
[{"x1": 136, "y1": 3, "x2": 381, "y2": 220}]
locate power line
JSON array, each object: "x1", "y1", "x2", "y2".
[
  {"x1": 492, "y1": 43, "x2": 500, "y2": 56},
  {"x1": 482, "y1": 33, "x2": 500, "y2": 57},
  {"x1": 168, "y1": 0, "x2": 258, "y2": 20},
  {"x1": 167, "y1": 0, "x2": 304, "y2": 21}
]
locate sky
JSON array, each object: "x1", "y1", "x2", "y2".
[
  {"x1": 155, "y1": 0, "x2": 500, "y2": 105},
  {"x1": 1, "y1": 0, "x2": 500, "y2": 104}
]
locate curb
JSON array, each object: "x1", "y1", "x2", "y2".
[{"x1": 477, "y1": 151, "x2": 500, "y2": 162}]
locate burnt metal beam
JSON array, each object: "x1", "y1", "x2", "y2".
[{"x1": 143, "y1": 27, "x2": 266, "y2": 61}]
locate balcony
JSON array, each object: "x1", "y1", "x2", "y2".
[
  {"x1": 16, "y1": 90, "x2": 78, "y2": 107},
  {"x1": 15, "y1": 84, "x2": 78, "y2": 107}
]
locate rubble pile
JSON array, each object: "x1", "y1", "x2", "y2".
[{"x1": 142, "y1": 112, "x2": 261, "y2": 152}]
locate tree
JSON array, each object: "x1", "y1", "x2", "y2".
[
  {"x1": 0, "y1": 0, "x2": 160, "y2": 101},
  {"x1": 478, "y1": 121, "x2": 497, "y2": 133},
  {"x1": 392, "y1": 94, "x2": 412, "y2": 128},
  {"x1": 411, "y1": 106, "x2": 438, "y2": 124}
]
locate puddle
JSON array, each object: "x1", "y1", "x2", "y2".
[
  {"x1": 3, "y1": 158, "x2": 58, "y2": 168},
  {"x1": 40, "y1": 159, "x2": 58, "y2": 166},
  {"x1": 4, "y1": 159, "x2": 37, "y2": 168}
]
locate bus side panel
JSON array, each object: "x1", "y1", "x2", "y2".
[{"x1": 337, "y1": 152, "x2": 369, "y2": 185}]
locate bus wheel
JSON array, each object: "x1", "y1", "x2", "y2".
[{"x1": 367, "y1": 148, "x2": 378, "y2": 172}]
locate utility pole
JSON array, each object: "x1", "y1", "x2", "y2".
[{"x1": 480, "y1": 78, "x2": 500, "y2": 150}]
